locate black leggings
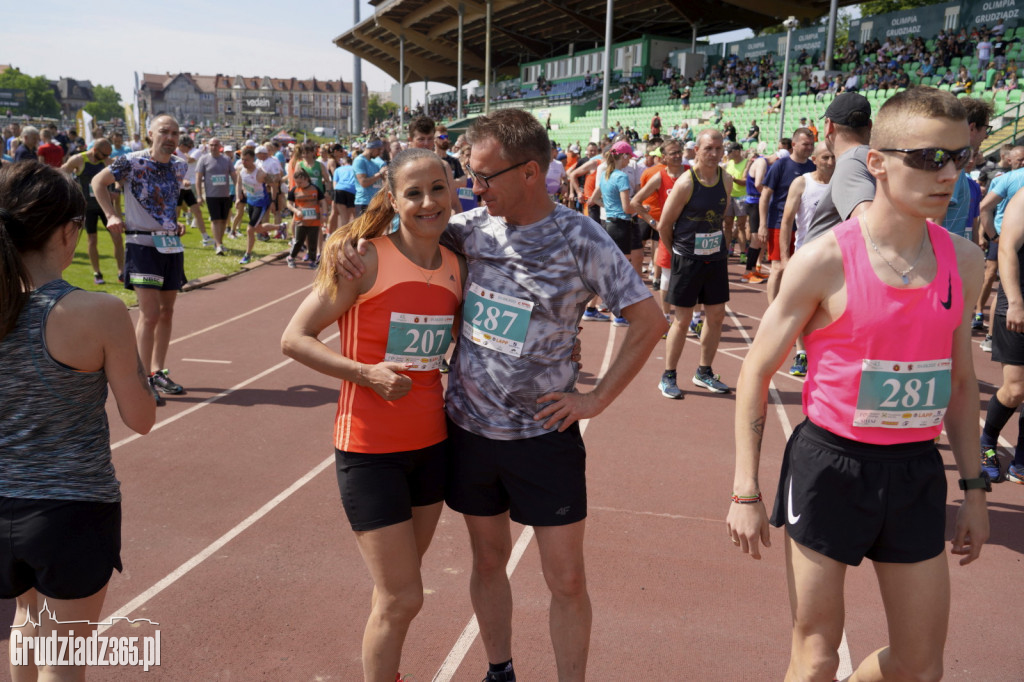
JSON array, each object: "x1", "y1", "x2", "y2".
[{"x1": 291, "y1": 225, "x2": 319, "y2": 262}]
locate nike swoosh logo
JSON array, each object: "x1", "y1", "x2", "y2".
[
  {"x1": 940, "y1": 273, "x2": 952, "y2": 310},
  {"x1": 787, "y1": 476, "x2": 801, "y2": 525}
]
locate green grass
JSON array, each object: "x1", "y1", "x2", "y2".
[{"x1": 66, "y1": 203, "x2": 290, "y2": 306}]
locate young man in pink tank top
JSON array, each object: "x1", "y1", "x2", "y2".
[{"x1": 727, "y1": 88, "x2": 989, "y2": 682}]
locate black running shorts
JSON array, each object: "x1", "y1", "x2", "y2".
[
  {"x1": 206, "y1": 196, "x2": 232, "y2": 221},
  {"x1": 604, "y1": 217, "x2": 642, "y2": 254},
  {"x1": 84, "y1": 207, "x2": 108, "y2": 235},
  {"x1": 665, "y1": 255, "x2": 730, "y2": 308},
  {"x1": 334, "y1": 190, "x2": 356, "y2": 207},
  {"x1": 0, "y1": 497, "x2": 122, "y2": 600},
  {"x1": 769, "y1": 419, "x2": 947, "y2": 566},
  {"x1": 992, "y1": 314, "x2": 1024, "y2": 365},
  {"x1": 445, "y1": 417, "x2": 587, "y2": 527},
  {"x1": 335, "y1": 441, "x2": 447, "y2": 532},
  {"x1": 178, "y1": 187, "x2": 197, "y2": 207},
  {"x1": 124, "y1": 243, "x2": 187, "y2": 291}
]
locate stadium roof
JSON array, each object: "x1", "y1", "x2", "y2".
[{"x1": 334, "y1": 0, "x2": 857, "y2": 87}]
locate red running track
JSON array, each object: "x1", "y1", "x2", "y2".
[{"x1": 1, "y1": 255, "x2": 1022, "y2": 681}]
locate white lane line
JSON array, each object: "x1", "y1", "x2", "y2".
[
  {"x1": 98, "y1": 453, "x2": 334, "y2": 635},
  {"x1": 432, "y1": 322, "x2": 619, "y2": 682},
  {"x1": 112, "y1": 332, "x2": 339, "y2": 452},
  {"x1": 725, "y1": 305, "x2": 852, "y2": 679},
  {"x1": 170, "y1": 283, "x2": 312, "y2": 345},
  {"x1": 181, "y1": 358, "x2": 232, "y2": 364},
  {"x1": 100, "y1": 334, "x2": 340, "y2": 626}
]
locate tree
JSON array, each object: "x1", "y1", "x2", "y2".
[
  {"x1": 860, "y1": 0, "x2": 935, "y2": 17},
  {"x1": 85, "y1": 85, "x2": 123, "y2": 122},
  {"x1": 366, "y1": 93, "x2": 398, "y2": 125},
  {"x1": 0, "y1": 67, "x2": 60, "y2": 118}
]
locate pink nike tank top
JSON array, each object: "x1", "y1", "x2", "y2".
[{"x1": 803, "y1": 218, "x2": 962, "y2": 444}]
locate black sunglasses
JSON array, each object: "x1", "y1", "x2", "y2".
[
  {"x1": 878, "y1": 146, "x2": 972, "y2": 171},
  {"x1": 465, "y1": 161, "x2": 528, "y2": 189}
]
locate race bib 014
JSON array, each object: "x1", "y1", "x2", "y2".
[
  {"x1": 853, "y1": 358, "x2": 952, "y2": 429},
  {"x1": 384, "y1": 313, "x2": 454, "y2": 371},
  {"x1": 462, "y1": 283, "x2": 534, "y2": 357}
]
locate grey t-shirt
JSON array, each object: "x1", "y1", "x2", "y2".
[
  {"x1": 804, "y1": 145, "x2": 875, "y2": 243},
  {"x1": 442, "y1": 204, "x2": 652, "y2": 440},
  {"x1": 195, "y1": 153, "x2": 234, "y2": 198}
]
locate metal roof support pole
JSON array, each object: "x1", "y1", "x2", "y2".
[
  {"x1": 484, "y1": 0, "x2": 492, "y2": 115},
  {"x1": 601, "y1": 0, "x2": 613, "y2": 136},
  {"x1": 691, "y1": 23, "x2": 697, "y2": 52},
  {"x1": 353, "y1": 0, "x2": 362, "y2": 134},
  {"x1": 825, "y1": 0, "x2": 839, "y2": 71},
  {"x1": 457, "y1": 3, "x2": 465, "y2": 119},
  {"x1": 778, "y1": 18, "x2": 797, "y2": 143},
  {"x1": 400, "y1": 34, "x2": 406, "y2": 127}
]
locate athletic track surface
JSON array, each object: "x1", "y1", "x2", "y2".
[{"x1": 1, "y1": 253, "x2": 1021, "y2": 681}]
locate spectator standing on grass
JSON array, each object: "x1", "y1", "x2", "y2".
[{"x1": 91, "y1": 114, "x2": 189, "y2": 405}]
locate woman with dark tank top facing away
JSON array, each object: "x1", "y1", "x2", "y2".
[
  {"x1": 0, "y1": 161, "x2": 155, "y2": 680},
  {"x1": 282, "y1": 148, "x2": 467, "y2": 682}
]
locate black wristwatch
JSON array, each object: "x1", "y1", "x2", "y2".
[{"x1": 958, "y1": 475, "x2": 992, "y2": 492}]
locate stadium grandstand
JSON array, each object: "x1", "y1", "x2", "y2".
[{"x1": 336, "y1": 0, "x2": 1024, "y2": 156}]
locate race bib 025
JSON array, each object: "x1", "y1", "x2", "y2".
[{"x1": 853, "y1": 358, "x2": 952, "y2": 429}]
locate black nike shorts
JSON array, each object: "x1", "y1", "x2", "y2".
[{"x1": 769, "y1": 419, "x2": 946, "y2": 566}]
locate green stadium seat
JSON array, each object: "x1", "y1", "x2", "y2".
[{"x1": 1009, "y1": 89, "x2": 1023, "y2": 104}]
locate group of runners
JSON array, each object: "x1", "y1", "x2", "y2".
[{"x1": 0, "y1": 80, "x2": 1019, "y2": 681}]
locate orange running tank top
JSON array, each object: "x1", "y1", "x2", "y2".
[{"x1": 334, "y1": 236, "x2": 463, "y2": 453}]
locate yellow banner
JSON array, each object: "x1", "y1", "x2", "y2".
[{"x1": 124, "y1": 103, "x2": 135, "y2": 139}]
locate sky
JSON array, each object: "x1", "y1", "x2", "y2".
[{"x1": 6, "y1": 1, "x2": 753, "y2": 111}]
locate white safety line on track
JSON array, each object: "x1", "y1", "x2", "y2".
[
  {"x1": 100, "y1": 331, "x2": 339, "y2": 629},
  {"x1": 169, "y1": 283, "x2": 311, "y2": 346},
  {"x1": 432, "y1": 320, "x2": 621, "y2": 681},
  {"x1": 181, "y1": 358, "x2": 232, "y2": 364}
]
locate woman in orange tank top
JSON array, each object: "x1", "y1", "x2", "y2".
[{"x1": 282, "y1": 148, "x2": 467, "y2": 682}]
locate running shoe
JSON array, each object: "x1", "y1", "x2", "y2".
[
  {"x1": 93, "y1": 272, "x2": 105, "y2": 285},
  {"x1": 981, "y1": 335, "x2": 993, "y2": 352},
  {"x1": 789, "y1": 352, "x2": 808, "y2": 377},
  {"x1": 1006, "y1": 463, "x2": 1024, "y2": 484},
  {"x1": 612, "y1": 316, "x2": 629, "y2": 327},
  {"x1": 311, "y1": 258, "x2": 320, "y2": 270},
  {"x1": 738, "y1": 253, "x2": 747, "y2": 265},
  {"x1": 148, "y1": 377, "x2": 165, "y2": 406},
  {"x1": 276, "y1": 228, "x2": 287, "y2": 240},
  {"x1": 481, "y1": 665, "x2": 516, "y2": 682},
  {"x1": 439, "y1": 358, "x2": 450, "y2": 374},
  {"x1": 689, "y1": 317, "x2": 703, "y2": 338},
  {"x1": 582, "y1": 309, "x2": 611, "y2": 322},
  {"x1": 651, "y1": 279, "x2": 660, "y2": 291},
  {"x1": 286, "y1": 256, "x2": 296, "y2": 269},
  {"x1": 755, "y1": 267, "x2": 768, "y2": 278},
  {"x1": 117, "y1": 272, "x2": 124, "y2": 283},
  {"x1": 150, "y1": 369, "x2": 184, "y2": 395},
  {"x1": 201, "y1": 235, "x2": 214, "y2": 247},
  {"x1": 598, "y1": 305, "x2": 611, "y2": 313},
  {"x1": 981, "y1": 448, "x2": 1002, "y2": 482},
  {"x1": 215, "y1": 245, "x2": 225, "y2": 256},
  {"x1": 972, "y1": 313, "x2": 985, "y2": 331},
  {"x1": 256, "y1": 233, "x2": 270, "y2": 243},
  {"x1": 239, "y1": 253, "x2": 252, "y2": 265},
  {"x1": 692, "y1": 368, "x2": 730, "y2": 393},
  {"x1": 658, "y1": 370, "x2": 684, "y2": 399}
]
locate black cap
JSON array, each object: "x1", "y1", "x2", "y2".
[{"x1": 822, "y1": 93, "x2": 872, "y2": 128}]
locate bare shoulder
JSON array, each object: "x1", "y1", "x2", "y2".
[
  {"x1": 56, "y1": 289, "x2": 129, "y2": 323},
  {"x1": 950, "y1": 233, "x2": 985, "y2": 284},
  {"x1": 787, "y1": 231, "x2": 843, "y2": 293}
]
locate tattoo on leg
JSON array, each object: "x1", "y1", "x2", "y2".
[{"x1": 751, "y1": 412, "x2": 766, "y2": 450}]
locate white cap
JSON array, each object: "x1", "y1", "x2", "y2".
[
  {"x1": 685, "y1": 141, "x2": 696, "y2": 150},
  {"x1": 244, "y1": 139, "x2": 256, "y2": 147},
  {"x1": 255, "y1": 145, "x2": 268, "y2": 154}
]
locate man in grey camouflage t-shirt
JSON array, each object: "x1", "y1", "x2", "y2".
[{"x1": 341, "y1": 109, "x2": 666, "y2": 681}]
